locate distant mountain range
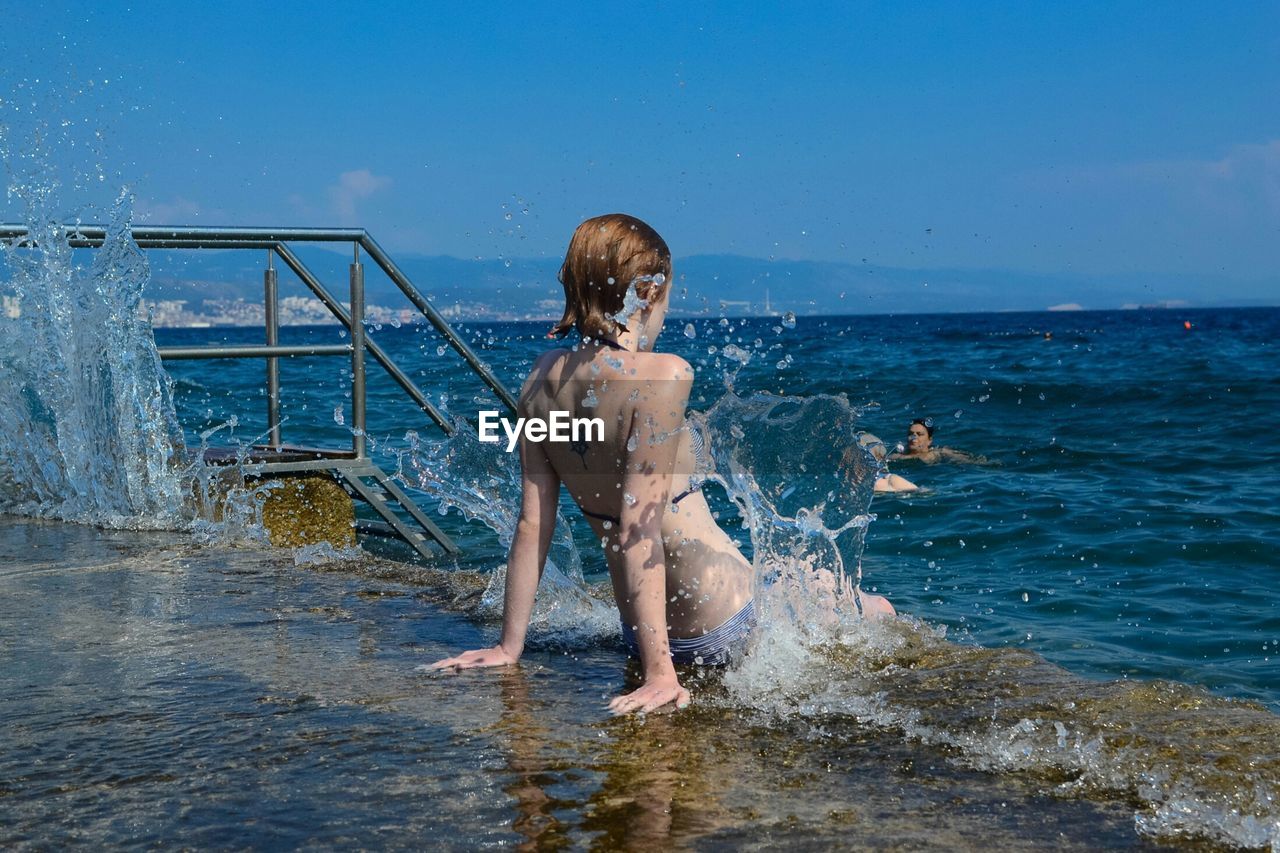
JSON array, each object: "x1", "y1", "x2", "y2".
[
  {"x1": 143, "y1": 246, "x2": 1276, "y2": 317},
  {"x1": 9, "y1": 243, "x2": 1278, "y2": 319}
]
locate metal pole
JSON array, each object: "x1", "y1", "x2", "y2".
[
  {"x1": 0, "y1": 224, "x2": 368, "y2": 247},
  {"x1": 272, "y1": 243, "x2": 453, "y2": 434},
  {"x1": 0, "y1": 222, "x2": 518, "y2": 417},
  {"x1": 158, "y1": 344, "x2": 352, "y2": 359},
  {"x1": 264, "y1": 249, "x2": 282, "y2": 447},
  {"x1": 359, "y1": 233, "x2": 518, "y2": 414},
  {"x1": 350, "y1": 245, "x2": 367, "y2": 459}
]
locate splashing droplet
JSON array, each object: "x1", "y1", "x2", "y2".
[{"x1": 610, "y1": 281, "x2": 649, "y2": 327}]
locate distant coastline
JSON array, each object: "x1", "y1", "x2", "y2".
[
  {"x1": 126, "y1": 297, "x2": 1274, "y2": 329},
  {"x1": 3, "y1": 292, "x2": 1272, "y2": 329},
  {"x1": 3, "y1": 244, "x2": 1276, "y2": 327}
]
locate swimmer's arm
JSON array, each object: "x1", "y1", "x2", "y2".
[
  {"x1": 610, "y1": 360, "x2": 693, "y2": 714},
  {"x1": 938, "y1": 447, "x2": 990, "y2": 465}
]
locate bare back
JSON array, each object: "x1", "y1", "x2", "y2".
[{"x1": 519, "y1": 343, "x2": 752, "y2": 637}]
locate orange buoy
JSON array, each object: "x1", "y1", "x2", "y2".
[{"x1": 1184, "y1": 321, "x2": 1192, "y2": 330}]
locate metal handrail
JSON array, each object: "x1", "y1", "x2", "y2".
[
  {"x1": 358, "y1": 232, "x2": 517, "y2": 415},
  {"x1": 271, "y1": 243, "x2": 452, "y2": 430},
  {"x1": 0, "y1": 224, "x2": 520, "y2": 453},
  {"x1": 158, "y1": 344, "x2": 352, "y2": 360}
]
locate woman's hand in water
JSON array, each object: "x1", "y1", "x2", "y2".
[
  {"x1": 607, "y1": 676, "x2": 691, "y2": 715},
  {"x1": 426, "y1": 645, "x2": 518, "y2": 671}
]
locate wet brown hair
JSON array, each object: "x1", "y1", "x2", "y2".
[{"x1": 550, "y1": 213, "x2": 672, "y2": 339}]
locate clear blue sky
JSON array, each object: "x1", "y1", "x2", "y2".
[{"x1": 3, "y1": 1, "x2": 1278, "y2": 289}]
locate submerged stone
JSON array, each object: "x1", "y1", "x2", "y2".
[{"x1": 259, "y1": 473, "x2": 356, "y2": 548}]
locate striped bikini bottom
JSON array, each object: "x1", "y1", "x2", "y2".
[{"x1": 621, "y1": 599, "x2": 756, "y2": 666}]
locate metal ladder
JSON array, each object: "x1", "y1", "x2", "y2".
[{"x1": 1, "y1": 224, "x2": 518, "y2": 559}]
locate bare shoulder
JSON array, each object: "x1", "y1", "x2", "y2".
[
  {"x1": 522, "y1": 347, "x2": 572, "y2": 387},
  {"x1": 633, "y1": 354, "x2": 693, "y2": 412},
  {"x1": 623, "y1": 353, "x2": 693, "y2": 420},
  {"x1": 634, "y1": 352, "x2": 694, "y2": 383},
  {"x1": 531, "y1": 347, "x2": 571, "y2": 373},
  {"x1": 518, "y1": 348, "x2": 570, "y2": 410}
]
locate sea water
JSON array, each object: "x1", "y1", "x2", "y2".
[
  {"x1": 152, "y1": 309, "x2": 1280, "y2": 705},
  {"x1": 3, "y1": 212, "x2": 1279, "y2": 847}
]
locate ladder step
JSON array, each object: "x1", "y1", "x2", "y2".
[
  {"x1": 340, "y1": 469, "x2": 458, "y2": 556},
  {"x1": 356, "y1": 519, "x2": 417, "y2": 540},
  {"x1": 354, "y1": 519, "x2": 392, "y2": 538}
]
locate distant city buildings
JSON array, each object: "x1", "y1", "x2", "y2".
[
  {"x1": 4, "y1": 287, "x2": 781, "y2": 329},
  {"x1": 0, "y1": 291, "x2": 781, "y2": 326},
  {"x1": 141, "y1": 295, "x2": 561, "y2": 328},
  {"x1": 145, "y1": 297, "x2": 419, "y2": 328}
]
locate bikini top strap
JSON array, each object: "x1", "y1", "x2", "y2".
[{"x1": 594, "y1": 336, "x2": 625, "y2": 351}]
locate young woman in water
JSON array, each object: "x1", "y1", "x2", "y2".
[
  {"x1": 432, "y1": 214, "x2": 891, "y2": 713},
  {"x1": 891, "y1": 417, "x2": 987, "y2": 464}
]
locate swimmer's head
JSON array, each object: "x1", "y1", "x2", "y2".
[
  {"x1": 907, "y1": 418, "x2": 934, "y2": 451},
  {"x1": 858, "y1": 432, "x2": 889, "y2": 462},
  {"x1": 551, "y1": 214, "x2": 672, "y2": 342}
]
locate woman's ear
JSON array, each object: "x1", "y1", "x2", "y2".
[{"x1": 638, "y1": 282, "x2": 669, "y2": 304}]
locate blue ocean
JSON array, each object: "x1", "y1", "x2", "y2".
[
  {"x1": 2, "y1": 224, "x2": 1278, "y2": 849},
  {"x1": 158, "y1": 307, "x2": 1280, "y2": 710}
]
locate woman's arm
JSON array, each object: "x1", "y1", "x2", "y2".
[
  {"x1": 496, "y1": 436, "x2": 561, "y2": 658},
  {"x1": 430, "y1": 357, "x2": 562, "y2": 671},
  {"x1": 429, "y1": 436, "x2": 561, "y2": 670},
  {"x1": 607, "y1": 357, "x2": 694, "y2": 714}
]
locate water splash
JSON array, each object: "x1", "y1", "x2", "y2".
[
  {"x1": 694, "y1": 397, "x2": 1278, "y2": 850},
  {"x1": 609, "y1": 280, "x2": 649, "y2": 329},
  {"x1": 0, "y1": 107, "x2": 266, "y2": 538},
  {"x1": 397, "y1": 423, "x2": 618, "y2": 647},
  {"x1": 721, "y1": 613, "x2": 1280, "y2": 850},
  {"x1": 3, "y1": 80, "x2": 1271, "y2": 847},
  {"x1": 703, "y1": 392, "x2": 877, "y2": 600},
  {"x1": 0, "y1": 193, "x2": 189, "y2": 527}
]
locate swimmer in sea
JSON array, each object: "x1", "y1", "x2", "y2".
[
  {"x1": 857, "y1": 433, "x2": 918, "y2": 492},
  {"x1": 890, "y1": 417, "x2": 987, "y2": 464},
  {"x1": 431, "y1": 214, "x2": 894, "y2": 714}
]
